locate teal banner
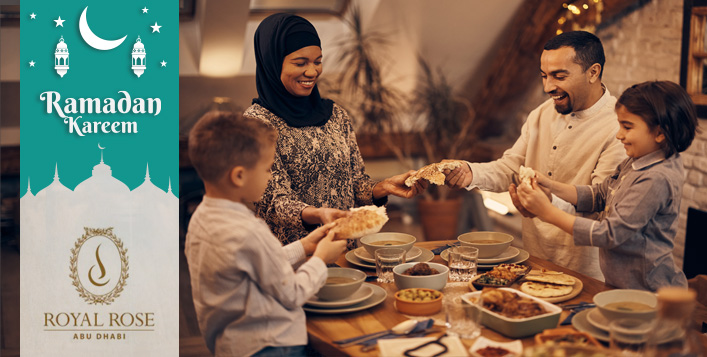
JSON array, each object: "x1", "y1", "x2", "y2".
[{"x1": 19, "y1": 1, "x2": 179, "y2": 355}]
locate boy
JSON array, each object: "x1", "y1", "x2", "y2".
[{"x1": 185, "y1": 111, "x2": 346, "y2": 356}]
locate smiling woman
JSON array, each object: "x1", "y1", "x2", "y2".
[{"x1": 244, "y1": 13, "x2": 425, "y2": 247}]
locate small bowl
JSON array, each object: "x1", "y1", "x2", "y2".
[
  {"x1": 457, "y1": 232, "x2": 513, "y2": 258},
  {"x1": 360, "y1": 232, "x2": 416, "y2": 258},
  {"x1": 593, "y1": 289, "x2": 657, "y2": 321},
  {"x1": 394, "y1": 288, "x2": 443, "y2": 316},
  {"x1": 393, "y1": 262, "x2": 449, "y2": 291},
  {"x1": 316, "y1": 268, "x2": 366, "y2": 301}
]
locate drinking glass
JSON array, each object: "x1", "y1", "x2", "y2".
[
  {"x1": 447, "y1": 246, "x2": 478, "y2": 282},
  {"x1": 445, "y1": 296, "x2": 482, "y2": 339},
  {"x1": 375, "y1": 248, "x2": 405, "y2": 283},
  {"x1": 609, "y1": 318, "x2": 652, "y2": 356}
]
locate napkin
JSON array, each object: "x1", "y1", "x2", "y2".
[
  {"x1": 358, "y1": 319, "x2": 435, "y2": 348},
  {"x1": 378, "y1": 335, "x2": 468, "y2": 357},
  {"x1": 431, "y1": 243, "x2": 459, "y2": 255},
  {"x1": 560, "y1": 302, "x2": 594, "y2": 325}
]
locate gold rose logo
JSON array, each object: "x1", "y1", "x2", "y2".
[{"x1": 70, "y1": 227, "x2": 129, "y2": 305}]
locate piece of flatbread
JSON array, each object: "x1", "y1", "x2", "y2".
[
  {"x1": 405, "y1": 161, "x2": 463, "y2": 187},
  {"x1": 524, "y1": 272, "x2": 576, "y2": 286},
  {"x1": 519, "y1": 165, "x2": 535, "y2": 187},
  {"x1": 520, "y1": 281, "x2": 574, "y2": 298},
  {"x1": 333, "y1": 205, "x2": 389, "y2": 239}
]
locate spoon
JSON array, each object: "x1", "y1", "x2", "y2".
[{"x1": 337, "y1": 319, "x2": 418, "y2": 348}]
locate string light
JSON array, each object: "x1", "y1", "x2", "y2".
[{"x1": 555, "y1": 0, "x2": 604, "y2": 34}]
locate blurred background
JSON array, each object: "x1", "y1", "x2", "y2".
[{"x1": 2, "y1": 0, "x2": 707, "y2": 356}]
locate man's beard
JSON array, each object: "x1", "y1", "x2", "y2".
[{"x1": 554, "y1": 102, "x2": 572, "y2": 115}]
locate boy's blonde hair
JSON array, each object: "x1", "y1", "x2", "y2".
[{"x1": 188, "y1": 111, "x2": 277, "y2": 183}]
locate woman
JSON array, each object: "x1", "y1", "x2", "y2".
[{"x1": 245, "y1": 13, "x2": 425, "y2": 246}]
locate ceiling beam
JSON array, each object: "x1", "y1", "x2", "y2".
[{"x1": 197, "y1": 0, "x2": 250, "y2": 77}]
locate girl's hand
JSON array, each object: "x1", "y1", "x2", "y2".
[{"x1": 516, "y1": 179, "x2": 553, "y2": 218}]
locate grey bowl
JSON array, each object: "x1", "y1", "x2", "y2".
[
  {"x1": 458, "y1": 231, "x2": 513, "y2": 258},
  {"x1": 360, "y1": 232, "x2": 416, "y2": 257},
  {"x1": 393, "y1": 262, "x2": 449, "y2": 291},
  {"x1": 316, "y1": 268, "x2": 366, "y2": 301}
]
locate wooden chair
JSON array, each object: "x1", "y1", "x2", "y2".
[{"x1": 683, "y1": 207, "x2": 707, "y2": 280}]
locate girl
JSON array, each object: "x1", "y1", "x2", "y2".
[{"x1": 517, "y1": 81, "x2": 699, "y2": 291}]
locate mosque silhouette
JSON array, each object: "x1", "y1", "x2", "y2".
[{"x1": 21, "y1": 145, "x2": 177, "y2": 200}]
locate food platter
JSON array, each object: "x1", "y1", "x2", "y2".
[
  {"x1": 468, "y1": 274, "x2": 583, "y2": 303},
  {"x1": 345, "y1": 247, "x2": 433, "y2": 269},
  {"x1": 303, "y1": 284, "x2": 387, "y2": 314}
]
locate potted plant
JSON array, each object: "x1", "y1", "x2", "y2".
[{"x1": 408, "y1": 57, "x2": 477, "y2": 240}]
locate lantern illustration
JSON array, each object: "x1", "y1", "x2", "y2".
[
  {"x1": 131, "y1": 36, "x2": 146, "y2": 78},
  {"x1": 54, "y1": 36, "x2": 69, "y2": 78}
]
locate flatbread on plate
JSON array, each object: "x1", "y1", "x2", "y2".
[
  {"x1": 520, "y1": 281, "x2": 573, "y2": 298},
  {"x1": 524, "y1": 272, "x2": 576, "y2": 286},
  {"x1": 334, "y1": 205, "x2": 388, "y2": 239}
]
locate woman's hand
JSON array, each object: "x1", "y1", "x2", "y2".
[
  {"x1": 444, "y1": 161, "x2": 472, "y2": 189},
  {"x1": 372, "y1": 170, "x2": 428, "y2": 199},
  {"x1": 300, "y1": 222, "x2": 338, "y2": 255},
  {"x1": 312, "y1": 229, "x2": 347, "y2": 264},
  {"x1": 301, "y1": 207, "x2": 348, "y2": 226}
]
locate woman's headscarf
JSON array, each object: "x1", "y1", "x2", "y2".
[{"x1": 253, "y1": 13, "x2": 333, "y2": 127}]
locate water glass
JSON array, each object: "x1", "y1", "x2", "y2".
[
  {"x1": 448, "y1": 246, "x2": 478, "y2": 282},
  {"x1": 445, "y1": 296, "x2": 482, "y2": 339},
  {"x1": 375, "y1": 248, "x2": 405, "y2": 283},
  {"x1": 609, "y1": 318, "x2": 652, "y2": 356}
]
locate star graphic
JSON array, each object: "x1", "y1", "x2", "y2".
[
  {"x1": 30, "y1": 13, "x2": 37, "y2": 19},
  {"x1": 151, "y1": 22, "x2": 162, "y2": 33},
  {"x1": 160, "y1": 60, "x2": 167, "y2": 67},
  {"x1": 54, "y1": 16, "x2": 65, "y2": 27},
  {"x1": 142, "y1": 7, "x2": 149, "y2": 13},
  {"x1": 29, "y1": 60, "x2": 36, "y2": 67}
]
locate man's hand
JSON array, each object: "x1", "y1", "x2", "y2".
[
  {"x1": 444, "y1": 161, "x2": 472, "y2": 189},
  {"x1": 508, "y1": 183, "x2": 536, "y2": 218},
  {"x1": 373, "y1": 170, "x2": 428, "y2": 199}
]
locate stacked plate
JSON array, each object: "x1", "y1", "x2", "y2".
[
  {"x1": 571, "y1": 308, "x2": 683, "y2": 344},
  {"x1": 303, "y1": 283, "x2": 387, "y2": 314},
  {"x1": 345, "y1": 246, "x2": 435, "y2": 270},
  {"x1": 440, "y1": 246, "x2": 529, "y2": 269}
]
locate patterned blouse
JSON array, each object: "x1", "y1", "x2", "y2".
[{"x1": 245, "y1": 103, "x2": 382, "y2": 246}]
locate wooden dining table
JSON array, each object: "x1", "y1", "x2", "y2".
[{"x1": 305, "y1": 240, "x2": 707, "y2": 356}]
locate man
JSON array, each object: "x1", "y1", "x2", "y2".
[{"x1": 446, "y1": 31, "x2": 626, "y2": 280}]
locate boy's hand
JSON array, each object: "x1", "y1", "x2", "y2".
[
  {"x1": 301, "y1": 222, "x2": 337, "y2": 255},
  {"x1": 312, "y1": 229, "x2": 347, "y2": 264},
  {"x1": 444, "y1": 162, "x2": 472, "y2": 189},
  {"x1": 516, "y1": 179, "x2": 552, "y2": 218}
]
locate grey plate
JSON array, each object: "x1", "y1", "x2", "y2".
[
  {"x1": 572, "y1": 308, "x2": 683, "y2": 344},
  {"x1": 345, "y1": 247, "x2": 434, "y2": 269},
  {"x1": 303, "y1": 283, "x2": 386, "y2": 314},
  {"x1": 306, "y1": 284, "x2": 374, "y2": 308},
  {"x1": 440, "y1": 247, "x2": 530, "y2": 269}
]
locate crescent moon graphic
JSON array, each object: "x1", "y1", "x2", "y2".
[
  {"x1": 79, "y1": 7, "x2": 126, "y2": 50},
  {"x1": 98, "y1": 143, "x2": 105, "y2": 150}
]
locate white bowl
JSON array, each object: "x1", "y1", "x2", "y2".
[
  {"x1": 393, "y1": 262, "x2": 449, "y2": 291},
  {"x1": 457, "y1": 232, "x2": 513, "y2": 258},
  {"x1": 316, "y1": 268, "x2": 366, "y2": 301},
  {"x1": 360, "y1": 232, "x2": 416, "y2": 257},
  {"x1": 461, "y1": 288, "x2": 562, "y2": 338},
  {"x1": 593, "y1": 289, "x2": 657, "y2": 321}
]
